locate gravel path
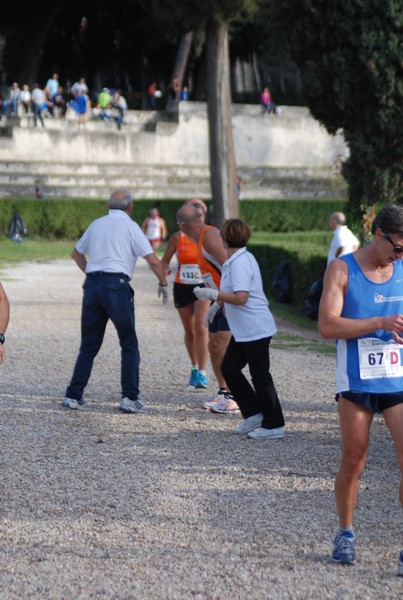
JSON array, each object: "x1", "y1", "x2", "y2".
[{"x1": 0, "y1": 259, "x2": 401, "y2": 599}]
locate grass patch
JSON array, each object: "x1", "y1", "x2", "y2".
[
  {"x1": 0, "y1": 238, "x2": 73, "y2": 269},
  {"x1": 272, "y1": 332, "x2": 335, "y2": 355},
  {"x1": 270, "y1": 300, "x2": 319, "y2": 331}
]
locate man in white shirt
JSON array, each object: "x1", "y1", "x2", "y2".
[
  {"x1": 327, "y1": 212, "x2": 360, "y2": 265},
  {"x1": 62, "y1": 188, "x2": 168, "y2": 414}
]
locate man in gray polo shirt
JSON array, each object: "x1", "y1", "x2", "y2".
[{"x1": 62, "y1": 188, "x2": 168, "y2": 413}]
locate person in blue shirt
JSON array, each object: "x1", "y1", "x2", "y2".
[{"x1": 319, "y1": 204, "x2": 403, "y2": 575}]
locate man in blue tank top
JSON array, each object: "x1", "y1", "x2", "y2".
[{"x1": 319, "y1": 204, "x2": 403, "y2": 576}]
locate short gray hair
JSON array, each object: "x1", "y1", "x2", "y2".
[{"x1": 109, "y1": 188, "x2": 133, "y2": 210}]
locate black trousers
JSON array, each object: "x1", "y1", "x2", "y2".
[{"x1": 221, "y1": 336, "x2": 285, "y2": 430}]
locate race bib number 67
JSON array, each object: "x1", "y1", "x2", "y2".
[{"x1": 358, "y1": 337, "x2": 403, "y2": 379}]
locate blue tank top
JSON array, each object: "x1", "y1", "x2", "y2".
[{"x1": 336, "y1": 253, "x2": 403, "y2": 393}]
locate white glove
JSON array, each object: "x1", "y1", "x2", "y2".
[
  {"x1": 205, "y1": 301, "x2": 220, "y2": 325},
  {"x1": 193, "y1": 286, "x2": 219, "y2": 301},
  {"x1": 158, "y1": 283, "x2": 169, "y2": 305}
]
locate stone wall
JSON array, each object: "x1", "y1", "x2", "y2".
[{"x1": 0, "y1": 103, "x2": 347, "y2": 198}]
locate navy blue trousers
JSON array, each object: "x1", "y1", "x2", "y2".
[{"x1": 65, "y1": 272, "x2": 140, "y2": 401}]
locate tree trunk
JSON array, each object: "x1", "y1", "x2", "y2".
[
  {"x1": 171, "y1": 31, "x2": 193, "y2": 96},
  {"x1": 19, "y1": 9, "x2": 62, "y2": 85},
  {"x1": 206, "y1": 19, "x2": 238, "y2": 227},
  {"x1": 252, "y1": 52, "x2": 262, "y2": 93}
]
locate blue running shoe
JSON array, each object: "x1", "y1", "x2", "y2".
[
  {"x1": 398, "y1": 550, "x2": 403, "y2": 577},
  {"x1": 332, "y1": 530, "x2": 355, "y2": 564},
  {"x1": 195, "y1": 371, "x2": 208, "y2": 389},
  {"x1": 189, "y1": 368, "x2": 199, "y2": 387}
]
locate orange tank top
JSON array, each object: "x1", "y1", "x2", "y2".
[
  {"x1": 175, "y1": 232, "x2": 203, "y2": 285},
  {"x1": 197, "y1": 226, "x2": 222, "y2": 290}
]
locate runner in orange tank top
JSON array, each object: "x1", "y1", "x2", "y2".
[
  {"x1": 175, "y1": 202, "x2": 238, "y2": 414},
  {"x1": 161, "y1": 200, "x2": 210, "y2": 389}
]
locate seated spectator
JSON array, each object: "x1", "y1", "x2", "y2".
[
  {"x1": 71, "y1": 77, "x2": 88, "y2": 98},
  {"x1": 45, "y1": 73, "x2": 59, "y2": 102},
  {"x1": 53, "y1": 86, "x2": 67, "y2": 118},
  {"x1": 98, "y1": 88, "x2": 111, "y2": 110},
  {"x1": 148, "y1": 81, "x2": 156, "y2": 110},
  {"x1": 112, "y1": 90, "x2": 127, "y2": 117},
  {"x1": 20, "y1": 85, "x2": 31, "y2": 114},
  {"x1": 180, "y1": 86, "x2": 189, "y2": 101},
  {"x1": 31, "y1": 83, "x2": 46, "y2": 127},
  {"x1": 6, "y1": 82, "x2": 21, "y2": 116},
  {"x1": 96, "y1": 88, "x2": 123, "y2": 130},
  {"x1": 260, "y1": 86, "x2": 277, "y2": 114},
  {"x1": 75, "y1": 91, "x2": 90, "y2": 124}
]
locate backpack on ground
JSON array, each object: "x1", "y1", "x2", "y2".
[
  {"x1": 270, "y1": 260, "x2": 292, "y2": 303},
  {"x1": 304, "y1": 278, "x2": 323, "y2": 320}
]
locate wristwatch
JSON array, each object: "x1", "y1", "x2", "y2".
[{"x1": 0, "y1": 333, "x2": 5, "y2": 344}]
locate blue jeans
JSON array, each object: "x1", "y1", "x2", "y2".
[
  {"x1": 221, "y1": 336, "x2": 285, "y2": 429},
  {"x1": 65, "y1": 272, "x2": 140, "y2": 401}
]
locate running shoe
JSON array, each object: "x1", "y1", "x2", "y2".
[
  {"x1": 189, "y1": 368, "x2": 199, "y2": 387},
  {"x1": 398, "y1": 550, "x2": 403, "y2": 577},
  {"x1": 248, "y1": 426, "x2": 285, "y2": 439},
  {"x1": 195, "y1": 371, "x2": 208, "y2": 389},
  {"x1": 234, "y1": 412, "x2": 263, "y2": 434},
  {"x1": 62, "y1": 397, "x2": 85, "y2": 410},
  {"x1": 119, "y1": 397, "x2": 150, "y2": 414},
  {"x1": 201, "y1": 390, "x2": 227, "y2": 410},
  {"x1": 331, "y1": 530, "x2": 356, "y2": 564},
  {"x1": 209, "y1": 394, "x2": 240, "y2": 414}
]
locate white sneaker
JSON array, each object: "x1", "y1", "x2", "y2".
[
  {"x1": 210, "y1": 394, "x2": 240, "y2": 414},
  {"x1": 247, "y1": 426, "x2": 285, "y2": 440},
  {"x1": 201, "y1": 390, "x2": 227, "y2": 410},
  {"x1": 62, "y1": 397, "x2": 85, "y2": 410},
  {"x1": 119, "y1": 397, "x2": 150, "y2": 414},
  {"x1": 234, "y1": 412, "x2": 263, "y2": 434}
]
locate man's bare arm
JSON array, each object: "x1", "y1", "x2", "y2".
[
  {"x1": 71, "y1": 248, "x2": 87, "y2": 273},
  {"x1": 202, "y1": 228, "x2": 228, "y2": 265},
  {"x1": 318, "y1": 260, "x2": 403, "y2": 339}
]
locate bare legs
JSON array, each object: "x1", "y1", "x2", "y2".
[
  {"x1": 383, "y1": 403, "x2": 403, "y2": 507},
  {"x1": 335, "y1": 397, "x2": 403, "y2": 528},
  {"x1": 335, "y1": 397, "x2": 373, "y2": 527},
  {"x1": 208, "y1": 330, "x2": 231, "y2": 389},
  {"x1": 177, "y1": 300, "x2": 209, "y2": 370}
]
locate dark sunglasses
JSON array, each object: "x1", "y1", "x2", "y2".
[{"x1": 383, "y1": 234, "x2": 403, "y2": 255}]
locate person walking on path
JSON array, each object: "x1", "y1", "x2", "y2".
[
  {"x1": 161, "y1": 199, "x2": 210, "y2": 389},
  {"x1": 62, "y1": 188, "x2": 169, "y2": 414},
  {"x1": 327, "y1": 211, "x2": 360, "y2": 265},
  {"x1": 176, "y1": 203, "x2": 237, "y2": 414},
  {"x1": 319, "y1": 204, "x2": 403, "y2": 573},
  {"x1": 194, "y1": 219, "x2": 285, "y2": 439},
  {"x1": 141, "y1": 207, "x2": 167, "y2": 252},
  {"x1": 0, "y1": 282, "x2": 10, "y2": 364}
]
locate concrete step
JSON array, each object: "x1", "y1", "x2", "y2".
[
  {"x1": 0, "y1": 161, "x2": 209, "y2": 178},
  {"x1": 0, "y1": 159, "x2": 345, "y2": 199}
]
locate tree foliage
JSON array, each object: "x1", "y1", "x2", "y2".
[
  {"x1": 273, "y1": 0, "x2": 403, "y2": 221},
  {"x1": 138, "y1": 0, "x2": 260, "y2": 223}
]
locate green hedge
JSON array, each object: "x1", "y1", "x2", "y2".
[
  {"x1": 0, "y1": 197, "x2": 332, "y2": 306},
  {"x1": 0, "y1": 199, "x2": 187, "y2": 239},
  {"x1": 248, "y1": 243, "x2": 326, "y2": 306},
  {"x1": 240, "y1": 198, "x2": 346, "y2": 232},
  {"x1": 0, "y1": 197, "x2": 346, "y2": 238}
]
